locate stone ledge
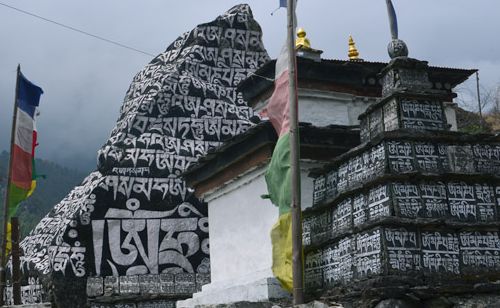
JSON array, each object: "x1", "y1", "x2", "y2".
[
  {"x1": 177, "y1": 277, "x2": 290, "y2": 308},
  {"x1": 3, "y1": 304, "x2": 51, "y2": 308},
  {"x1": 316, "y1": 279, "x2": 500, "y2": 308}
]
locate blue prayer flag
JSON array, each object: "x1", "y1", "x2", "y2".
[
  {"x1": 280, "y1": 0, "x2": 287, "y2": 8},
  {"x1": 18, "y1": 73, "x2": 44, "y2": 118},
  {"x1": 385, "y1": 0, "x2": 398, "y2": 39}
]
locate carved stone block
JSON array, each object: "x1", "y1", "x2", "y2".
[
  {"x1": 496, "y1": 186, "x2": 500, "y2": 210},
  {"x1": 174, "y1": 273, "x2": 196, "y2": 294},
  {"x1": 448, "y1": 145, "x2": 475, "y2": 173},
  {"x1": 337, "y1": 162, "x2": 349, "y2": 194},
  {"x1": 313, "y1": 176, "x2": 326, "y2": 205},
  {"x1": 438, "y1": 144, "x2": 450, "y2": 171},
  {"x1": 384, "y1": 227, "x2": 421, "y2": 274},
  {"x1": 352, "y1": 195, "x2": 367, "y2": 227},
  {"x1": 307, "y1": 211, "x2": 332, "y2": 245},
  {"x1": 361, "y1": 92, "x2": 447, "y2": 142},
  {"x1": 473, "y1": 144, "x2": 500, "y2": 175},
  {"x1": 387, "y1": 141, "x2": 414, "y2": 173},
  {"x1": 354, "y1": 229, "x2": 382, "y2": 280},
  {"x1": 392, "y1": 182, "x2": 422, "y2": 218},
  {"x1": 119, "y1": 275, "x2": 139, "y2": 295},
  {"x1": 447, "y1": 182, "x2": 477, "y2": 222},
  {"x1": 103, "y1": 276, "x2": 119, "y2": 296},
  {"x1": 116, "y1": 304, "x2": 136, "y2": 308},
  {"x1": 325, "y1": 170, "x2": 338, "y2": 200},
  {"x1": 139, "y1": 274, "x2": 161, "y2": 294},
  {"x1": 421, "y1": 231, "x2": 460, "y2": 275},
  {"x1": 196, "y1": 273, "x2": 210, "y2": 292},
  {"x1": 383, "y1": 98, "x2": 399, "y2": 132},
  {"x1": 325, "y1": 237, "x2": 354, "y2": 285},
  {"x1": 369, "y1": 107, "x2": 383, "y2": 140},
  {"x1": 322, "y1": 246, "x2": 337, "y2": 288},
  {"x1": 91, "y1": 304, "x2": 136, "y2": 308},
  {"x1": 380, "y1": 60, "x2": 432, "y2": 97},
  {"x1": 459, "y1": 231, "x2": 500, "y2": 274},
  {"x1": 348, "y1": 155, "x2": 364, "y2": 188},
  {"x1": 360, "y1": 117, "x2": 370, "y2": 143},
  {"x1": 302, "y1": 216, "x2": 312, "y2": 247},
  {"x1": 87, "y1": 277, "x2": 103, "y2": 297},
  {"x1": 332, "y1": 198, "x2": 352, "y2": 235},
  {"x1": 304, "y1": 248, "x2": 323, "y2": 290},
  {"x1": 367, "y1": 185, "x2": 391, "y2": 220},
  {"x1": 475, "y1": 184, "x2": 496, "y2": 222},
  {"x1": 400, "y1": 99, "x2": 445, "y2": 131},
  {"x1": 137, "y1": 301, "x2": 176, "y2": 308},
  {"x1": 420, "y1": 182, "x2": 449, "y2": 218},
  {"x1": 309, "y1": 240, "x2": 350, "y2": 289},
  {"x1": 414, "y1": 142, "x2": 440, "y2": 173},
  {"x1": 159, "y1": 273, "x2": 175, "y2": 294},
  {"x1": 366, "y1": 143, "x2": 386, "y2": 181}
]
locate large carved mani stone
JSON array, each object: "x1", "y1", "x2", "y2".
[{"x1": 8, "y1": 4, "x2": 269, "y2": 307}]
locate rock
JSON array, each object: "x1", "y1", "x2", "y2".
[
  {"x1": 295, "y1": 300, "x2": 331, "y2": 308},
  {"x1": 199, "y1": 302, "x2": 274, "y2": 308},
  {"x1": 374, "y1": 299, "x2": 419, "y2": 308},
  {"x1": 447, "y1": 295, "x2": 500, "y2": 308},
  {"x1": 5, "y1": 4, "x2": 269, "y2": 307},
  {"x1": 422, "y1": 297, "x2": 452, "y2": 308}
]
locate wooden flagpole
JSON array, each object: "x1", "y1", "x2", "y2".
[
  {"x1": 0, "y1": 64, "x2": 21, "y2": 305},
  {"x1": 287, "y1": 0, "x2": 304, "y2": 304},
  {"x1": 476, "y1": 71, "x2": 484, "y2": 128},
  {"x1": 11, "y1": 217, "x2": 20, "y2": 305}
]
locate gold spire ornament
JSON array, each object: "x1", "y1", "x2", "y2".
[
  {"x1": 348, "y1": 35, "x2": 361, "y2": 60},
  {"x1": 295, "y1": 28, "x2": 311, "y2": 50}
]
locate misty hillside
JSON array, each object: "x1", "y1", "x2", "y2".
[{"x1": 0, "y1": 151, "x2": 87, "y2": 238}]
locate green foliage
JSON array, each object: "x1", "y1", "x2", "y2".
[
  {"x1": 0, "y1": 151, "x2": 87, "y2": 238},
  {"x1": 455, "y1": 106, "x2": 492, "y2": 134},
  {"x1": 459, "y1": 124, "x2": 490, "y2": 134}
]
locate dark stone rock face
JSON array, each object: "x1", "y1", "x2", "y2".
[
  {"x1": 374, "y1": 299, "x2": 419, "y2": 308},
  {"x1": 5, "y1": 4, "x2": 269, "y2": 307}
]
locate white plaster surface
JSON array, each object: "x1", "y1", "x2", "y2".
[
  {"x1": 444, "y1": 102, "x2": 458, "y2": 131},
  {"x1": 205, "y1": 162, "x2": 322, "y2": 285},
  {"x1": 256, "y1": 89, "x2": 375, "y2": 127},
  {"x1": 298, "y1": 89, "x2": 374, "y2": 126},
  {"x1": 208, "y1": 167, "x2": 276, "y2": 284}
]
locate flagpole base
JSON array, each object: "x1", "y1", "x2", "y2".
[{"x1": 0, "y1": 266, "x2": 5, "y2": 306}]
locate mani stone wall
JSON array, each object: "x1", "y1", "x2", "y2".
[
  {"x1": 4, "y1": 4, "x2": 269, "y2": 307},
  {"x1": 303, "y1": 57, "x2": 500, "y2": 307}
]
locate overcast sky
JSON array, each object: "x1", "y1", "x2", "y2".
[{"x1": 1, "y1": 1, "x2": 499, "y2": 172}]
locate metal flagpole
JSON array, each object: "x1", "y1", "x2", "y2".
[
  {"x1": 287, "y1": 0, "x2": 304, "y2": 304},
  {"x1": 0, "y1": 64, "x2": 21, "y2": 305}
]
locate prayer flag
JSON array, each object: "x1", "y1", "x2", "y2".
[
  {"x1": 263, "y1": 0, "x2": 298, "y2": 292},
  {"x1": 385, "y1": 0, "x2": 398, "y2": 39},
  {"x1": 7, "y1": 71, "x2": 43, "y2": 220}
]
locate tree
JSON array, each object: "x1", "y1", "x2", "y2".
[{"x1": 454, "y1": 79, "x2": 500, "y2": 133}]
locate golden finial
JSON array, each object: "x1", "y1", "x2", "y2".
[
  {"x1": 348, "y1": 35, "x2": 360, "y2": 60},
  {"x1": 296, "y1": 27, "x2": 311, "y2": 50}
]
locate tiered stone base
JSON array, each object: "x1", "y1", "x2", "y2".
[{"x1": 177, "y1": 275, "x2": 290, "y2": 308}]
